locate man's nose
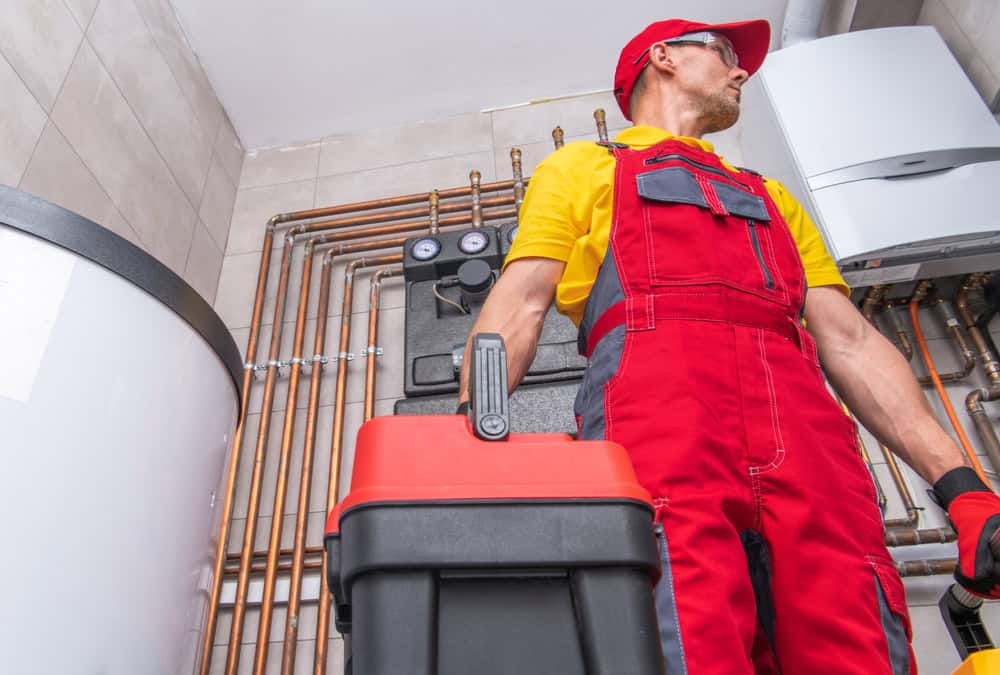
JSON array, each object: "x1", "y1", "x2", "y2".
[{"x1": 732, "y1": 66, "x2": 749, "y2": 83}]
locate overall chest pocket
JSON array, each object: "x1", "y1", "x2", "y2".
[{"x1": 636, "y1": 165, "x2": 785, "y2": 298}]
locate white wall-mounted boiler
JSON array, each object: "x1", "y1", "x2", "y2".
[{"x1": 741, "y1": 26, "x2": 1000, "y2": 288}]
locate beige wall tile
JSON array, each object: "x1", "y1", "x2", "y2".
[
  {"x1": 18, "y1": 121, "x2": 140, "y2": 246},
  {"x1": 491, "y1": 91, "x2": 627, "y2": 151},
  {"x1": 200, "y1": 153, "x2": 238, "y2": 251},
  {"x1": 241, "y1": 142, "x2": 321, "y2": 189},
  {"x1": 52, "y1": 42, "x2": 197, "y2": 272},
  {"x1": 315, "y1": 151, "x2": 495, "y2": 207},
  {"x1": 919, "y1": 0, "x2": 978, "y2": 66},
  {"x1": 0, "y1": 0, "x2": 82, "y2": 112},
  {"x1": 227, "y1": 180, "x2": 316, "y2": 256},
  {"x1": 942, "y1": 0, "x2": 1000, "y2": 49},
  {"x1": 215, "y1": 114, "x2": 246, "y2": 187},
  {"x1": 132, "y1": 0, "x2": 223, "y2": 139},
  {"x1": 318, "y1": 112, "x2": 493, "y2": 177},
  {"x1": 0, "y1": 53, "x2": 47, "y2": 186},
  {"x1": 63, "y1": 0, "x2": 100, "y2": 30},
  {"x1": 216, "y1": 251, "x2": 270, "y2": 329},
  {"x1": 88, "y1": 0, "x2": 214, "y2": 208},
  {"x1": 185, "y1": 220, "x2": 225, "y2": 304}
]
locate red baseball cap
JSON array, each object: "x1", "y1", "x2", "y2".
[{"x1": 614, "y1": 18, "x2": 771, "y2": 120}]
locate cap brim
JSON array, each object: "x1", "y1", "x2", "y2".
[{"x1": 703, "y1": 19, "x2": 771, "y2": 77}]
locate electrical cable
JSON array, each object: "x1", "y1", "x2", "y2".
[{"x1": 433, "y1": 281, "x2": 469, "y2": 314}]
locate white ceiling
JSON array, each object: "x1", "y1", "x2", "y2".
[{"x1": 169, "y1": 0, "x2": 790, "y2": 150}]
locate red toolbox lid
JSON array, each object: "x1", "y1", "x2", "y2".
[{"x1": 326, "y1": 415, "x2": 652, "y2": 535}]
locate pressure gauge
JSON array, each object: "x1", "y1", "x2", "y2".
[
  {"x1": 458, "y1": 230, "x2": 490, "y2": 255},
  {"x1": 507, "y1": 226, "x2": 518, "y2": 244},
  {"x1": 410, "y1": 237, "x2": 441, "y2": 261}
]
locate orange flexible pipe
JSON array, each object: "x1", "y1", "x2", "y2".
[{"x1": 909, "y1": 294, "x2": 991, "y2": 485}]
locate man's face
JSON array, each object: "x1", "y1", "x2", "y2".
[{"x1": 667, "y1": 37, "x2": 749, "y2": 133}]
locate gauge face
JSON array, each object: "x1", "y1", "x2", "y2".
[
  {"x1": 458, "y1": 230, "x2": 490, "y2": 255},
  {"x1": 411, "y1": 237, "x2": 441, "y2": 261},
  {"x1": 507, "y1": 226, "x2": 518, "y2": 244}
]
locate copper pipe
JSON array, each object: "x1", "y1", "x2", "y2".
[
  {"x1": 225, "y1": 232, "x2": 296, "y2": 675},
  {"x1": 365, "y1": 266, "x2": 402, "y2": 421},
  {"x1": 594, "y1": 108, "x2": 608, "y2": 143},
  {"x1": 300, "y1": 192, "x2": 515, "y2": 234},
  {"x1": 896, "y1": 559, "x2": 957, "y2": 577},
  {"x1": 275, "y1": 177, "x2": 523, "y2": 223},
  {"x1": 910, "y1": 282, "x2": 992, "y2": 485},
  {"x1": 307, "y1": 206, "x2": 518, "y2": 245},
  {"x1": 879, "y1": 441, "x2": 921, "y2": 529},
  {"x1": 470, "y1": 170, "x2": 483, "y2": 228},
  {"x1": 884, "y1": 527, "x2": 956, "y2": 547},
  {"x1": 860, "y1": 284, "x2": 887, "y2": 321},
  {"x1": 226, "y1": 545, "x2": 323, "y2": 563},
  {"x1": 885, "y1": 302, "x2": 914, "y2": 361},
  {"x1": 511, "y1": 148, "x2": 524, "y2": 212},
  {"x1": 957, "y1": 273, "x2": 1000, "y2": 386},
  {"x1": 225, "y1": 559, "x2": 323, "y2": 576},
  {"x1": 837, "y1": 398, "x2": 887, "y2": 512},
  {"x1": 252, "y1": 236, "x2": 324, "y2": 674},
  {"x1": 552, "y1": 126, "x2": 564, "y2": 149},
  {"x1": 428, "y1": 190, "x2": 440, "y2": 235},
  {"x1": 198, "y1": 224, "x2": 276, "y2": 675},
  {"x1": 910, "y1": 298, "x2": 976, "y2": 386},
  {"x1": 314, "y1": 253, "x2": 403, "y2": 675},
  {"x1": 966, "y1": 389, "x2": 1000, "y2": 475}
]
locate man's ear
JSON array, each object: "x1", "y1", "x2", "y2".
[{"x1": 648, "y1": 42, "x2": 677, "y2": 77}]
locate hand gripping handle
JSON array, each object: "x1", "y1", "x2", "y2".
[{"x1": 468, "y1": 333, "x2": 510, "y2": 441}]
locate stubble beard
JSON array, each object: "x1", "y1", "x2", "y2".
[{"x1": 699, "y1": 87, "x2": 741, "y2": 134}]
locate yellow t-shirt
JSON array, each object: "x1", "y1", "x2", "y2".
[{"x1": 505, "y1": 125, "x2": 848, "y2": 325}]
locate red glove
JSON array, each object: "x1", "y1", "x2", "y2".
[{"x1": 934, "y1": 467, "x2": 1000, "y2": 598}]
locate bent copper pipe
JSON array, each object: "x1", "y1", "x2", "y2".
[
  {"x1": 314, "y1": 253, "x2": 403, "y2": 675},
  {"x1": 879, "y1": 442, "x2": 921, "y2": 529},
  {"x1": 199, "y1": 221, "x2": 278, "y2": 675},
  {"x1": 966, "y1": 389, "x2": 1000, "y2": 475},
  {"x1": 511, "y1": 149, "x2": 524, "y2": 211},
  {"x1": 909, "y1": 298, "x2": 976, "y2": 386},
  {"x1": 364, "y1": 267, "x2": 402, "y2": 422},
  {"x1": 957, "y1": 273, "x2": 1000, "y2": 387},
  {"x1": 225, "y1": 232, "x2": 297, "y2": 675},
  {"x1": 594, "y1": 108, "x2": 608, "y2": 143},
  {"x1": 267, "y1": 245, "x2": 404, "y2": 675},
  {"x1": 552, "y1": 126, "x2": 564, "y2": 149}
]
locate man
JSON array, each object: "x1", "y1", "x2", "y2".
[{"x1": 458, "y1": 18, "x2": 1000, "y2": 674}]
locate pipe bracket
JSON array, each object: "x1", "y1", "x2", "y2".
[{"x1": 362, "y1": 346, "x2": 384, "y2": 359}]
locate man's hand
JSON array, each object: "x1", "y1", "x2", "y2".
[{"x1": 934, "y1": 466, "x2": 1000, "y2": 598}]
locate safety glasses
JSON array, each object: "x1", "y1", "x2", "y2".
[{"x1": 633, "y1": 31, "x2": 740, "y2": 69}]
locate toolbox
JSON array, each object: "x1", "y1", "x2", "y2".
[{"x1": 324, "y1": 334, "x2": 664, "y2": 675}]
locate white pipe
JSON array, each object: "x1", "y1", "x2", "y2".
[{"x1": 782, "y1": 0, "x2": 828, "y2": 48}]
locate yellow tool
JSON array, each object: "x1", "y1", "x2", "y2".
[{"x1": 952, "y1": 649, "x2": 1000, "y2": 674}]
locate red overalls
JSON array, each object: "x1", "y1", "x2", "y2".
[{"x1": 573, "y1": 138, "x2": 915, "y2": 674}]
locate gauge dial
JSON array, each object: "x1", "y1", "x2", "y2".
[
  {"x1": 458, "y1": 230, "x2": 490, "y2": 255},
  {"x1": 411, "y1": 237, "x2": 441, "y2": 261},
  {"x1": 506, "y1": 226, "x2": 518, "y2": 244}
]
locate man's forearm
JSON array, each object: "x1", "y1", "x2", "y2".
[
  {"x1": 456, "y1": 258, "x2": 564, "y2": 404},
  {"x1": 820, "y1": 317, "x2": 967, "y2": 485}
]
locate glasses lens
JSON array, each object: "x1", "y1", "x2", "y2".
[{"x1": 706, "y1": 33, "x2": 738, "y2": 67}]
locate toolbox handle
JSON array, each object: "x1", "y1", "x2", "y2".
[{"x1": 468, "y1": 333, "x2": 510, "y2": 441}]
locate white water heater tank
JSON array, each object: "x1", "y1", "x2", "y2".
[{"x1": 740, "y1": 26, "x2": 1000, "y2": 288}]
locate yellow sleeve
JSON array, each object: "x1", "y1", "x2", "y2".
[
  {"x1": 503, "y1": 143, "x2": 596, "y2": 268},
  {"x1": 765, "y1": 178, "x2": 850, "y2": 296}
]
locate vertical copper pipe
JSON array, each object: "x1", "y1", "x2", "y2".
[
  {"x1": 364, "y1": 266, "x2": 403, "y2": 421},
  {"x1": 225, "y1": 233, "x2": 297, "y2": 675},
  {"x1": 470, "y1": 170, "x2": 482, "y2": 228},
  {"x1": 911, "y1": 298, "x2": 976, "y2": 385},
  {"x1": 594, "y1": 108, "x2": 608, "y2": 143},
  {"x1": 966, "y1": 389, "x2": 1000, "y2": 474},
  {"x1": 428, "y1": 190, "x2": 440, "y2": 235},
  {"x1": 885, "y1": 302, "x2": 914, "y2": 361},
  {"x1": 279, "y1": 251, "x2": 334, "y2": 675},
  {"x1": 198, "y1": 225, "x2": 276, "y2": 675},
  {"x1": 552, "y1": 126, "x2": 564, "y2": 149},
  {"x1": 510, "y1": 148, "x2": 524, "y2": 212},
  {"x1": 252, "y1": 238, "x2": 319, "y2": 674},
  {"x1": 879, "y1": 441, "x2": 921, "y2": 528},
  {"x1": 314, "y1": 252, "x2": 404, "y2": 675},
  {"x1": 957, "y1": 273, "x2": 1000, "y2": 387}
]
